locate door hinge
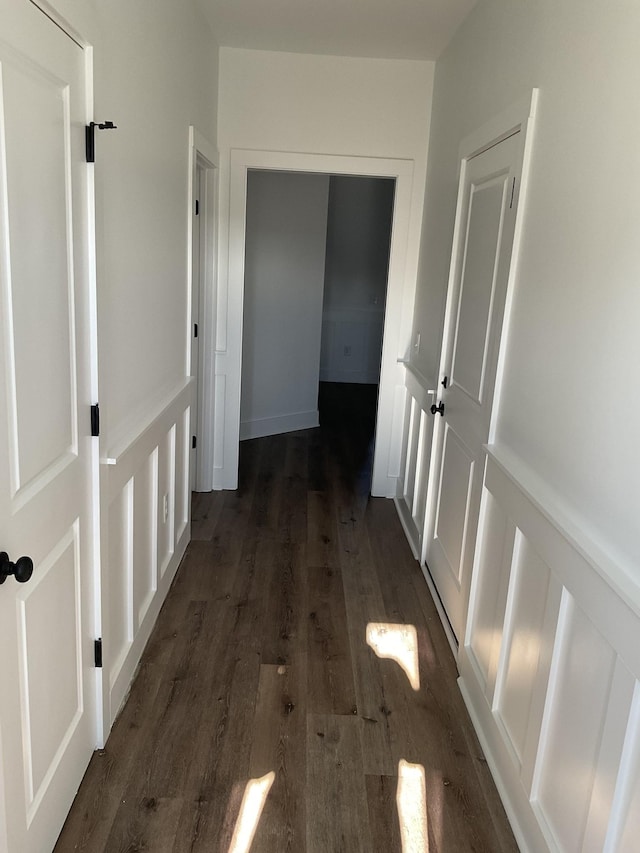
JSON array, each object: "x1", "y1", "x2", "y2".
[
  {"x1": 91, "y1": 404, "x2": 100, "y2": 437},
  {"x1": 195, "y1": 199, "x2": 199, "y2": 216},
  {"x1": 192, "y1": 435, "x2": 197, "y2": 449},
  {"x1": 194, "y1": 323, "x2": 198, "y2": 338},
  {"x1": 509, "y1": 177, "x2": 516, "y2": 209},
  {"x1": 94, "y1": 638, "x2": 103, "y2": 668},
  {"x1": 85, "y1": 121, "x2": 117, "y2": 163}
]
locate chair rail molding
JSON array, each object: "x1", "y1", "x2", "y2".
[{"x1": 459, "y1": 445, "x2": 640, "y2": 852}]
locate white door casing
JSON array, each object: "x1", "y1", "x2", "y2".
[
  {"x1": 190, "y1": 163, "x2": 204, "y2": 489},
  {"x1": 217, "y1": 149, "x2": 416, "y2": 497},
  {"x1": 424, "y1": 129, "x2": 526, "y2": 644},
  {"x1": 0, "y1": 1, "x2": 97, "y2": 850},
  {"x1": 187, "y1": 127, "x2": 218, "y2": 493}
]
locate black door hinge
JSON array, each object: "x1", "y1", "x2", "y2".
[
  {"x1": 510, "y1": 177, "x2": 516, "y2": 209},
  {"x1": 195, "y1": 199, "x2": 199, "y2": 216},
  {"x1": 192, "y1": 435, "x2": 197, "y2": 449},
  {"x1": 94, "y1": 638, "x2": 103, "y2": 668},
  {"x1": 194, "y1": 323, "x2": 198, "y2": 338},
  {"x1": 85, "y1": 121, "x2": 117, "y2": 163},
  {"x1": 91, "y1": 404, "x2": 100, "y2": 437}
]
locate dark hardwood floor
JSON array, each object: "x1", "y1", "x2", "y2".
[{"x1": 55, "y1": 383, "x2": 517, "y2": 852}]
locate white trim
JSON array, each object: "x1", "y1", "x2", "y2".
[
  {"x1": 239, "y1": 409, "x2": 319, "y2": 441},
  {"x1": 216, "y1": 148, "x2": 417, "y2": 496},
  {"x1": 191, "y1": 126, "x2": 218, "y2": 169},
  {"x1": 458, "y1": 675, "x2": 543, "y2": 853},
  {"x1": 187, "y1": 126, "x2": 219, "y2": 492},
  {"x1": 422, "y1": 563, "x2": 459, "y2": 660},
  {"x1": 103, "y1": 378, "x2": 193, "y2": 467},
  {"x1": 394, "y1": 496, "x2": 421, "y2": 560},
  {"x1": 397, "y1": 359, "x2": 438, "y2": 397},
  {"x1": 459, "y1": 92, "x2": 538, "y2": 162}
]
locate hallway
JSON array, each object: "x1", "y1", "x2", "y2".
[{"x1": 55, "y1": 386, "x2": 517, "y2": 852}]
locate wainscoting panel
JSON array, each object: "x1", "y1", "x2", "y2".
[
  {"x1": 133, "y1": 447, "x2": 158, "y2": 632},
  {"x1": 103, "y1": 379, "x2": 193, "y2": 727},
  {"x1": 107, "y1": 479, "x2": 133, "y2": 694},
  {"x1": 459, "y1": 446, "x2": 640, "y2": 852},
  {"x1": 394, "y1": 363, "x2": 436, "y2": 560}
]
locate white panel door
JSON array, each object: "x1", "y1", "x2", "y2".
[
  {"x1": 0, "y1": 2, "x2": 96, "y2": 851},
  {"x1": 425, "y1": 132, "x2": 522, "y2": 642}
]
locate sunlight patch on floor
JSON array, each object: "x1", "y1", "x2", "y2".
[
  {"x1": 366, "y1": 622, "x2": 420, "y2": 690},
  {"x1": 228, "y1": 771, "x2": 275, "y2": 853},
  {"x1": 397, "y1": 760, "x2": 428, "y2": 852}
]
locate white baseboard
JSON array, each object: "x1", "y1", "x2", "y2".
[
  {"x1": 240, "y1": 409, "x2": 319, "y2": 441},
  {"x1": 457, "y1": 670, "x2": 546, "y2": 853}
]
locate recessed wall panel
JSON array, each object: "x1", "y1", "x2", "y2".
[
  {"x1": 158, "y1": 426, "x2": 176, "y2": 577},
  {"x1": 133, "y1": 451, "x2": 158, "y2": 630},
  {"x1": 433, "y1": 425, "x2": 475, "y2": 585},
  {"x1": 108, "y1": 480, "x2": 133, "y2": 687},
  {"x1": 535, "y1": 596, "x2": 617, "y2": 851},
  {"x1": 17, "y1": 528, "x2": 81, "y2": 809},
  {"x1": 3, "y1": 57, "x2": 75, "y2": 491},
  {"x1": 177, "y1": 406, "x2": 190, "y2": 539},
  {"x1": 496, "y1": 536, "x2": 553, "y2": 766},
  {"x1": 412, "y1": 410, "x2": 431, "y2": 529},
  {"x1": 583, "y1": 663, "x2": 637, "y2": 851},
  {"x1": 451, "y1": 178, "x2": 506, "y2": 404},
  {"x1": 403, "y1": 398, "x2": 420, "y2": 510}
]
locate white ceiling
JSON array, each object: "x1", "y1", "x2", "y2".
[{"x1": 196, "y1": 0, "x2": 477, "y2": 62}]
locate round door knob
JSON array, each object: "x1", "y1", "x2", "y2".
[
  {"x1": 430, "y1": 402, "x2": 445, "y2": 417},
  {"x1": 0, "y1": 551, "x2": 34, "y2": 585}
]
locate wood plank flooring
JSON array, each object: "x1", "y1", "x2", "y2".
[{"x1": 55, "y1": 383, "x2": 517, "y2": 853}]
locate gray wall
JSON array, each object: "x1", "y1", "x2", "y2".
[
  {"x1": 241, "y1": 170, "x2": 330, "y2": 439},
  {"x1": 320, "y1": 176, "x2": 395, "y2": 384}
]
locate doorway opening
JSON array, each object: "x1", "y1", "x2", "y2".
[
  {"x1": 240, "y1": 170, "x2": 395, "y2": 494},
  {"x1": 214, "y1": 149, "x2": 416, "y2": 497}
]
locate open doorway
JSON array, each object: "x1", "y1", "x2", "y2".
[
  {"x1": 318, "y1": 174, "x2": 394, "y2": 492},
  {"x1": 214, "y1": 149, "x2": 416, "y2": 497},
  {"x1": 240, "y1": 170, "x2": 394, "y2": 493}
]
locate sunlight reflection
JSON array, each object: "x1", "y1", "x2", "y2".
[
  {"x1": 366, "y1": 623, "x2": 420, "y2": 690},
  {"x1": 228, "y1": 771, "x2": 275, "y2": 853},
  {"x1": 397, "y1": 760, "x2": 428, "y2": 853}
]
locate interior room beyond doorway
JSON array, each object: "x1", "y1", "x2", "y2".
[{"x1": 240, "y1": 169, "x2": 395, "y2": 492}]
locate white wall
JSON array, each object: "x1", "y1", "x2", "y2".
[
  {"x1": 241, "y1": 170, "x2": 330, "y2": 439},
  {"x1": 217, "y1": 48, "x2": 433, "y2": 330},
  {"x1": 216, "y1": 47, "x2": 434, "y2": 490},
  {"x1": 94, "y1": 0, "x2": 219, "y2": 445},
  {"x1": 320, "y1": 176, "x2": 394, "y2": 384},
  {"x1": 413, "y1": 0, "x2": 640, "y2": 587}
]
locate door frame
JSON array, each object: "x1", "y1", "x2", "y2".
[
  {"x1": 420, "y1": 90, "x2": 539, "y2": 654},
  {"x1": 25, "y1": 0, "x2": 104, "y2": 743},
  {"x1": 215, "y1": 148, "x2": 417, "y2": 497},
  {"x1": 187, "y1": 126, "x2": 218, "y2": 492}
]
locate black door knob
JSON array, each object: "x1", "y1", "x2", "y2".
[
  {"x1": 0, "y1": 552, "x2": 34, "y2": 584},
  {"x1": 430, "y1": 402, "x2": 445, "y2": 417}
]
